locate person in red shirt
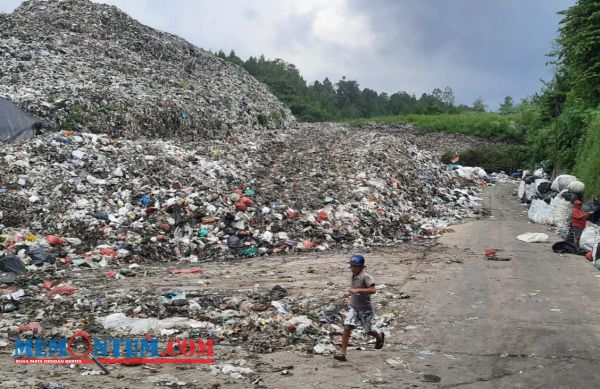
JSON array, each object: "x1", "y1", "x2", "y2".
[{"x1": 572, "y1": 200, "x2": 590, "y2": 246}]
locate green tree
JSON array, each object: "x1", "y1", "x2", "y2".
[
  {"x1": 556, "y1": 0, "x2": 600, "y2": 106},
  {"x1": 309, "y1": 78, "x2": 337, "y2": 118},
  {"x1": 432, "y1": 88, "x2": 444, "y2": 102},
  {"x1": 226, "y1": 50, "x2": 243, "y2": 66},
  {"x1": 442, "y1": 87, "x2": 455, "y2": 106},
  {"x1": 388, "y1": 92, "x2": 417, "y2": 115},
  {"x1": 218, "y1": 50, "x2": 465, "y2": 121},
  {"x1": 473, "y1": 98, "x2": 487, "y2": 112},
  {"x1": 335, "y1": 77, "x2": 362, "y2": 117},
  {"x1": 359, "y1": 88, "x2": 382, "y2": 117},
  {"x1": 499, "y1": 96, "x2": 516, "y2": 114}
]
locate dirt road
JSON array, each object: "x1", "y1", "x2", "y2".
[
  {"x1": 3, "y1": 182, "x2": 599, "y2": 388},
  {"x1": 418, "y1": 183, "x2": 600, "y2": 388}
]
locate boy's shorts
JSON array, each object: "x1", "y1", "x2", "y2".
[{"x1": 344, "y1": 307, "x2": 374, "y2": 332}]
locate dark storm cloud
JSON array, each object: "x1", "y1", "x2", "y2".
[{"x1": 346, "y1": 0, "x2": 574, "y2": 107}]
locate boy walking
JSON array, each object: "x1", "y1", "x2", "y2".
[{"x1": 334, "y1": 254, "x2": 384, "y2": 362}]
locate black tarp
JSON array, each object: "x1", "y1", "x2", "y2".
[
  {"x1": 0, "y1": 97, "x2": 41, "y2": 143},
  {"x1": 552, "y1": 241, "x2": 588, "y2": 256}
]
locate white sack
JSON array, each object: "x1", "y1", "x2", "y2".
[
  {"x1": 526, "y1": 182, "x2": 538, "y2": 200},
  {"x1": 580, "y1": 223, "x2": 600, "y2": 251},
  {"x1": 528, "y1": 199, "x2": 552, "y2": 224},
  {"x1": 533, "y1": 168, "x2": 545, "y2": 178},
  {"x1": 551, "y1": 174, "x2": 577, "y2": 192},
  {"x1": 524, "y1": 184, "x2": 532, "y2": 198},
  {"x1": 517, "y1": 232, "x2": 549, "y2": 243},
  {"x1": 567, "y1": 180, "x2": 585, "y2": 194},
  {"x1": 474, "y1": 167, "x2": 488, "y2": 179},
  {"x1": 549, "y1": 190, "x2": 573, "y2": 228},
  {"x1": 518, "y1": 181, "x2": 526, "y2": 199}
]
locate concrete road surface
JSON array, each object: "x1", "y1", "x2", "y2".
[{"x1": 412, "y1": 182, "x2": 600, "y2": 388}]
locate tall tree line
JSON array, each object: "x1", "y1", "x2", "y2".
[{"x1": 216, "y1": 50, "x2": 475, "y2": 121}]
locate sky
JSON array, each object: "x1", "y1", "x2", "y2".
[{"x1": 0, "y1": 0, "x2": 575, "y2": 110}]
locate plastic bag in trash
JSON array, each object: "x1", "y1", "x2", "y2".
[
  {"x1": 101, "y1": 313, "x2": 212, "y2": 335},
  {"x1": 227, "y1": 236, "x2": 244, "y2": 251},
  {"x1": 26, "y1": 246, "x2": 59, "y2": 265},
  {"x1": 46, "y1": 284, "x2": 76, "y2": 298},
  {"x1": 285, "y1": 315, "x2": 313, "y2": 335},
  {"x1": 534, "y1": 179, "x2": 551, "y2": 196},
  {"x1": 0, "y1": 256, "x2": 26, "y2": 274}
]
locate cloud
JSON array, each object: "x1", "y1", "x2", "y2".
[
  {"x1": 0, "y1": 0, "x2": 576, "y2": 109},
  {"x1": 311, "y1": 2, "x2": 377, "y2": 50}
]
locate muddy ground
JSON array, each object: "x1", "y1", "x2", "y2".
[{"x1": 2, "y1": 182, "x2": 600, "y2": 388}]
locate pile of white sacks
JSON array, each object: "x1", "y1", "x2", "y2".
[{"x1": 522, "y1": 172, "x2": 599, "y2": 250}]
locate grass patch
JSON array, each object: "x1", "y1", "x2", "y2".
[
  {"x1": 64, "y1": 106, "x2": 83, "y2": 130},
  {"x1": 347, "y1": 113, "x2": 525, "y2": 143},
  {"x1": 257, "y1": 112, "x2": 268, "y2": 126}
]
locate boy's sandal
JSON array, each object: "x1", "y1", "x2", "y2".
[{"x1": 333, "y1": 354, "x2": 347, "y2": 362}]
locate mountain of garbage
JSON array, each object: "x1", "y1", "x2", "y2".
[
  {"x1": 1, "y1": 122, "x2": 494, "y2": 362},
  {"x1": 1, "y1": 123, "x2": 491, "y2": 266},
  {"x1": 0, "y1": 0, "x2": 294, "y2": 140}
]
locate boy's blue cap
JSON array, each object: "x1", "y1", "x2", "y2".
[{"x1": 349, "y1": 254, "x2": 365, "y2": 266}]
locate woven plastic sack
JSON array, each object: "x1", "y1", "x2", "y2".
[
  {"x1": 518, "y1": 181, "x2": 526, "y2": 199},
  {"x1": 551, "y1": 175, "x2": 576, "y2": 192},
  {"x1": 567, "y1": 180, "x2": 585, "y2": 194},
  {"x1": 528, "y1": 199, "x2": 552, "y2": 224},
  {"x1": 549, "y1": 190, "x2": 573, "y2": 228},
  {"x1": 580, "y1": 223, "x2": 600, "y2": 251}
]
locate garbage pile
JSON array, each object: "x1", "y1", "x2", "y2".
[
  {"x1": 353, "y1": 123, "x2": 501, "y2": 155},
  {"x1": 0, "y1": 0, "x2": 294, "y2": 141},
  {"x1": 1, "y1": 123, "x2": 486, "y2": 268},
  {"x1": 0, "y1": 120, "x2": 490, "y2": 375}
]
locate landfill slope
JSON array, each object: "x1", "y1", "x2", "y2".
[
  {"x1": 1, "y1": 122, "x2": 486, "y2": 266},
  {"x1": 0, "y1": 0, "x2": 294, "y2": 140}
]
